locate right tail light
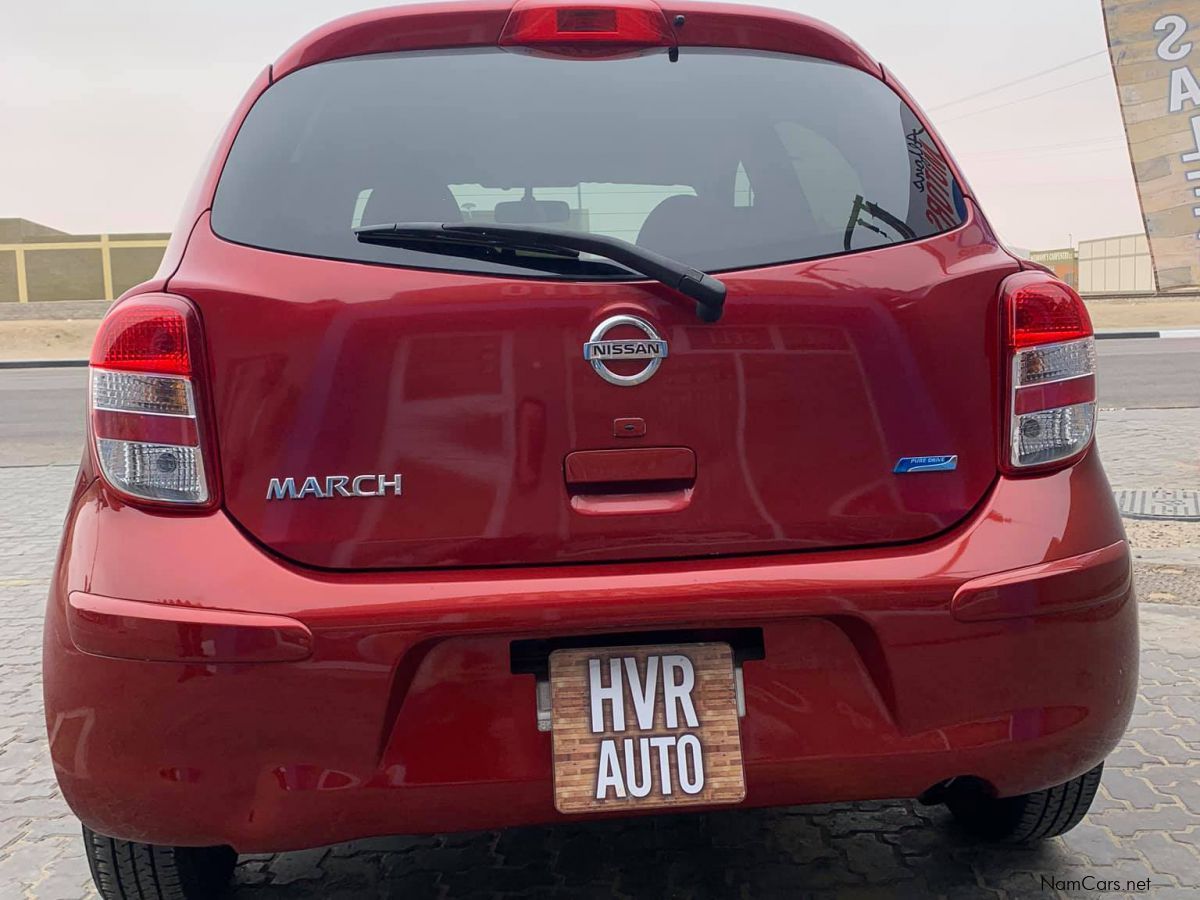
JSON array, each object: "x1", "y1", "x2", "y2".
[
  {"x1": 1002, "y1": 272, "x2": 1097, "y2": 473},
  {"x1": 88, "y1": 294, "x2": 216, "y2": 507}
]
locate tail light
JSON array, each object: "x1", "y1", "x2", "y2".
[
  {"x1": 1002, "y1": 272, "x2": 1097, "y2": 472},
  {"x1": 88, "y1": 295, "x2": 215, "y2": 507},
  {"x1": 499, "y1": 0, "x2": 675, "y2": 52}
]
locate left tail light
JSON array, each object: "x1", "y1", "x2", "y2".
[
  {"x1": 1002, "y1": 272, "x2": 1097, "y2": 473},
  {"x1": 88, "y1": 294, "x2": 215, "y2": 507}
]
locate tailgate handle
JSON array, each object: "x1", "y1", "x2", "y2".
[{"x1": 564, "y1": 448, "x2": 696, "y2": 516}]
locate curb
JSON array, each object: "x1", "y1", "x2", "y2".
[
  {"x1": 1096, "y1": 328, "x2": 1200, "y2": 340},
  {"x1": 0, "y1": 359, "x2": 89, "y2": 370}
]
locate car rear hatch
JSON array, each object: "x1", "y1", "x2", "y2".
[{"x1": 171, "y1": 37, "x2": 1016, "y2": 570}]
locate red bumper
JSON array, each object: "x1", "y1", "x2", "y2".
[{"x1": 43, "y1": 452, "x2": 1137, "y2": 852}]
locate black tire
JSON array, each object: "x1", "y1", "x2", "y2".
[
  {"x1": 82, "y1": 824, "x2": 237, "y2": 900},
  {"x1": 946, "y1": 763, "x2": 1103, "y2": 843}
]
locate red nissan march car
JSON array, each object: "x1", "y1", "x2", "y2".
[{"x1": 44, "y1": 2, "x2": 1137, "y2": 897}]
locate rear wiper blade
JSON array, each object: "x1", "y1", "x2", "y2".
[
  {"x1": 357, "y1": 224, "x2": 582, "y2": 259},
  {"x1": 355, "y1": 222, "x2": 727, "y2": 323}
]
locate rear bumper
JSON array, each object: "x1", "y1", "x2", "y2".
[{"x1": 44, "y1": 452, "x2": 1138, "y2": 852}]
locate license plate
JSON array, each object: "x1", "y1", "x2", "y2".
[{"x1": 549, "y1": 642, "x2": 746, "y2": 814}]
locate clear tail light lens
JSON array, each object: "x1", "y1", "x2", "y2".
[
  {"x1": 91, "y1": 370, "x2": 195, "y2": 417},
  {"x1": 88, "y1": 296, "x2": 213, "y2": 506},
  {"x1": 1014, "y1": 337, "x2": 1096, "y2": 386},
  {"x1": 1011, "y1": 401, "x2": 1096, "y2": 468},
  {"x1": 95, "y1": 439, "x2": 208, "y2": 503},
  {"x1": 1003, "y1": 274, "x2": 1097, "y2": 472}
]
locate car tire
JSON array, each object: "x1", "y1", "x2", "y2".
[
  {"x1": 82, "y1": 825, "x2": 237, "y2": 900},
  {"x1": 945, "y1": 763, "x2": 1103, "y2": 843}
]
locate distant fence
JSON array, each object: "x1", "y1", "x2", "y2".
[{"x1": 0, "y1": 234, "x2": 169, "y2": 303}]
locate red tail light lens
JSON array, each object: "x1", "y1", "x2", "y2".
[
  {"x1": 499, "y1": 0, "x2": 674, "y2": 48},
  {"x1": 1001, "y1": 273, "x2": 1097, "y2": 472},
  {"x1": 88, "y1": 295, "x2": 214, "y2": 506},
  {"x1": 1007, "y1": 279, "x2": 1093, "y2": 349},
  {"x1": 90, "y1": 306, "x2": 191, "y2": 375}
]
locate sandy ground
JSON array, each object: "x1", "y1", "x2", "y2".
[
  {"x1": 0, "y1": 320, "x2": 100, "y2": 361},
  {"x1": 1, "y1": 300, "x2": 1199, "y2": 361},
  {"x1": 1125, "y1": 518, "x2": 1200, "y2": 547},
  {"x1": 1087, "y1": 299, "x2": 1200, "y2": 329},
  {"x1": 1117, "y1": 518, "x2": 1200, "y2": 608},
  {"x1": 1124, "y1": 518, "x2": 1200, "y2": 555}
]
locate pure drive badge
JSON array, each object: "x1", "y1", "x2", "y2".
[
  {"x1": 266, "y1": 474, "x2": 402, "y2": 500},
  {"x1": 893, "y1": 456, "x2": 958, "y2": 474},
  {"x1": 583, "y1": 315, "x2": 668, "y2": 387}
]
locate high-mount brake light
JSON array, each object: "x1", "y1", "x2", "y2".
[
  {"x1": 88, "y1": 296, "x2": 213, "y2": 505},
  {"x1": 499, "y1": 0, "x2": 675, "y2": 48},
  {"x1": 1002, "y1": 273, "x2": 1097, "y2": 472}
]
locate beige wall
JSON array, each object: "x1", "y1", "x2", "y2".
[
  {"x1": 24, "y1": 247, "x2": 105, "y2": 302},
  {"x1": 110, "y1": 246, "x2": 169, "y2": 297},
  {"x1": 1079, "y1": 233, "x2": 1156, "y2": 295},
  {"x1": 0, "y1": 220, "x2": 168, "y2": 302},
  {"x1": 0, "y1": 252, "x2": 17, "y2": 302}
]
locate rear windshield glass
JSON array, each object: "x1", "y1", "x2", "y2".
[{"x1": 212, "y1": 48, "x2": 967, "y2": 278}]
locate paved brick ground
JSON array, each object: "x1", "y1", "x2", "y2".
[
  {"x1": 1096, "y1": 409, "x2": 1200, "y2": 607},
  {"x1": 1096, "y1": 408, "x2": 1200, "y2": 494},
  {"x1": 3, "y1": 446, "x2": 1199, "y2": 898}
]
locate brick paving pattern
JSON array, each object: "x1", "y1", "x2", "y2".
[
  {"x1": 1095, "y1": 409, "x2": 1200, "y2": 491},
  {"x1": 1097, "y1": 409, "x2": 1200, "y2": 608},
  {"x1": 2, "y1": 449, "x2": 1199, "y2": 897}
]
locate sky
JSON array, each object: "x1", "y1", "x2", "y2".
[{"x1": 0, "y1": 0, "x2": 1145, "y2": 250}]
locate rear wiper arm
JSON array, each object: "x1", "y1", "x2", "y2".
[
  {"x1": 355, "y1": 222, "x2": 726, "y2": 323},
  {"x1": 843, "y1": 195, "x2": 918, "y2": 252}
]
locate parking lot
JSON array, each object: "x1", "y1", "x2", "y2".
[{"x1": 2, "y1": 390, "x2": 1198, "y2": 897}]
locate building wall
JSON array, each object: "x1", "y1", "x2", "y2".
[
  {"x1": 1078, "y1": 233, "x2": 1155, "y2": 295},
  {"x1": 0, "y1": 251, "x2": 17, "y2": 302},
  {"x1": 1029, "y1": 248, "x2": 1078, "y2": 289},
  {"x1": 24, "y1": 245, "x2": 105, "y2": 302},
  {"x1": 0, "y1": 220, "x2": 168, "y2": 302}
]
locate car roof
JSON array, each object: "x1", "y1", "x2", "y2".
[{"x1": 272, "y1": 1, "x2": 881, "y2": 80}]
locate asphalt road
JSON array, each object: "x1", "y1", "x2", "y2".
[
  {"x1": 0, "y1": 366, "x2": 86, "y2": 468},
  {"x1": 1094, "y1": 337, "x2": 1200, "y2": 409},
  {"x1": 0, "y1": 339, "x2": 1196, "y2": 468}
]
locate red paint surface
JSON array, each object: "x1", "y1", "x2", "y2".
[
  {"x1": 67, "y1": 592, "x2": 312, "y2": 663},
  {"x1": 43, "y1": 0, "x2": 1138, "y2": 854},
  {"x1": 951, "y1": 540, "x2": 1131, "y2": 622},
  {"x1": 564, "y1": 447, "x2": 696, "y2": 484},
  {"x1": 273, "y1": 1, "x2": 879, "y2": 80},
  {"x1": 172, "y1": 208, "x2": 1011, "y2": 570},
  {"x1": 44, "y1": 452, "x2": 1136, "y2": 850}
]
